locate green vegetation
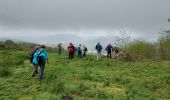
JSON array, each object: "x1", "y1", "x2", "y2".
[
  {"x1": 122, "y1": 30, "x2": 170, "y2": 60},
  {"x1": 126, "y1": 41, "x2": 156, "y2": 59},
  {"x1": 0, "y1": 40, "x2": 56, "y2": 53},
  {"x1": 159, "y1": 30, "x2": 170, "y2": 60},
  {"x1": 0, "y1": 50, "x2": 170, "y2": 100},
  {"x1": 0, "y1": 31, "x2": 170, "y2": 99}
]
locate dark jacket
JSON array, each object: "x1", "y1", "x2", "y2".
[
  {"x1": 106, "y1": 44, "x2": 113, "y2": 52},
  {"x1": 95, "y1": 43, "x2": 102, "y2": 51}
]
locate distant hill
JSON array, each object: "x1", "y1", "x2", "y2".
[
  {"x1": 0, "y1": 39, "x2": 55, "y2": 52},
  {"x1": 0, "y1": 38, "x2": 10, "y2": 41}
]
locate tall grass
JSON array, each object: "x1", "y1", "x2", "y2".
[
  {"x1": 0, "y1": 51, "x2": 170, "y2": 99},
  {"x1": 0, "y1": 51, "x2": 28, "y2": 67},
  {"x1": 0, "y1": 67, "x2": 11, "y2": 77}
]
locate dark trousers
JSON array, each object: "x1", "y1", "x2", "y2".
[
  {"x1": 107, "y1": 51, "x2": 112, "y2": 59},
  {"x1": 69, "y1": 52, "x2": 74, "y2": 60},
  {"x1": 83, "y1": 51, "x2": 86, "y2": 57},
  {"x1": 78, "y1": 51, "x2": 82, "y2": 59},
  {"x1": 32, "y1": 63, "x2": 45, "y2": 80},
  {"x1": 39, "y1": 63, "x2": 45, "y2": 80},
  {"x1": 58, "y1": 48, "x2": 61, "y2": 55},
  {"x1": 32, "y1": 64, "x2": 38, "y2": 77}
]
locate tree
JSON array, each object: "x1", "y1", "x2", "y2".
[
  {"x1": 114, "y1": 30, "x2": 132, "y2": 50},
  {"x1": 159, "y1": 29, "x2": 170, "y2": 60}
]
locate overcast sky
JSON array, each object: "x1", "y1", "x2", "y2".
[{"x1": 0, "y1": 0, "x2": 170, "y2": 44}]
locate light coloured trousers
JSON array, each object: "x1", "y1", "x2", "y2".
[{"x1": 96, "y1": 51, "x2": 101, "y2": 61}]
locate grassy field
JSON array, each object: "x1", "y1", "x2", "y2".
[{"x1": 0, "y1": 51, "x2": 170, "y2": 100}]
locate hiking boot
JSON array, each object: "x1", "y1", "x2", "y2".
[
  {"x1": 39, "y1": 77, "x2": 42, "y2": 80},
  {"x1": 31, "y1": 74, "x2": 35, "y2": 77},
  {"x1": 35, "y1": 71, "x2": 38, "y2": 74}
]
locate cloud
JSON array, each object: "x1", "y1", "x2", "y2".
[{"x1": 0, "y1": 0, "x2": 170, "y2": 43}]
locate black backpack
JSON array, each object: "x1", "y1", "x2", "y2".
[
  {"x1": 37, "y1": 51, "x2": 44, "y2": 65},
  {"x1": 85, "y1": 47, "x2": 88, "y2": 51},
  {"x1": 77, "y1": 47, "x2": 81, "y2": 52},
  {"x1": 30, "y1": 50, "x2": 36, "y2": 63}
]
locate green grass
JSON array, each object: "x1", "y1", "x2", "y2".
[{"x1": 0, "y1": 51, "x2": 170, "y2": 100}]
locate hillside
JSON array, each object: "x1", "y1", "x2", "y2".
[{"x1": 0, "y1": 50, "x2": 170, "y2": 100}]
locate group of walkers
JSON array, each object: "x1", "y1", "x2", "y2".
[
  {"x1": 95, "y1": 42, "x2": 119, "y2": 60},
  {"x1": 66, "y1": 42, "x2": 119, "y2": 61},
  {"x1": 67, "y1": 43, "x2": 88, "y2": 60},
  {"x1": 30, "y1": 45, "x2": 49, "y2": 80},
  {"x1": 30, "y1": 42, "x2": 119, "y2": 80}
]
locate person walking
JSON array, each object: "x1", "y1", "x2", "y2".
[
  {"x1": 30, "y1": 46, "x2": 40, "y2": 75},
  {"x1": 57, "y1": 43, "x2": 62, "y2": 55},
  {"x1": 77, "y1": 44, "x2": 82, "y2": 59},
  {"x1": 67, "y1": 43, "x2": 75, "y2": 60},
  {"x1": 83, "y1": 45, "x2": 88, "y2": 57},
  {"x1": 113, "y1": 47, "x2": 120, "y2": 58},
  {"x1": 32, "y1": 45, "x2": 49, "y2": 80},
  {"x1": 106, "y1": 43, "x2": 113, "y2": 59},
  {"x1": 95, "y1": 42, "x2": 102, "y2": 61}
]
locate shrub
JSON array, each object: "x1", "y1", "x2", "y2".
[{"x1": 126, "y1": 41, "x2": 156, "y2": 59}]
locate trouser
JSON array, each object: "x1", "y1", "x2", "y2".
[
  {"x1": 58, "y1": 48, "x2": 61, "y2": 55},
  {"x1": 78, "y1": 51, "x2": 82, "y2": 59},
  {"x1": 32, "y1": 64, "x2": 38, "y2": 77},
  {"x1": 107, "y1": 51, "x2": 112, "y2": 59},
  {"x1": 96, "y1": 51, "x2": 101, "y2": 61},
  {"x1": 83, "y1": 51, "x2": 86, "y2": 57},
  {"x1": 69, "y1": 52, "x2": 74, "y2": 60},
  {"x1": 39, "y1": 63, "x2": 45, "y2": 80}
]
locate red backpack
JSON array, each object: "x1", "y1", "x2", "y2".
[{"x1": 68, "y1": 46, "x2": 73, "y2": 53}]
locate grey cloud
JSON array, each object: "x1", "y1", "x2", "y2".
[{"x1": 0, "y1": 0, "x2": 170, "y2": 42}]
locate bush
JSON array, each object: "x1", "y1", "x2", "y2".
[{"x1": 126, "y1": 41, "x2": 156, "y2": 59}]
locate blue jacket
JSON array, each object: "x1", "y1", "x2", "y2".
[
  {"x1": 33, "y1": 48, "x2": 48, "y2": 65},
  {"x1": 95, "y1": 43, "x2": 102, "y2": 51}
]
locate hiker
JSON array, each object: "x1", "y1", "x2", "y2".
[
  {"x1": 57, "y1": 43, "x2": 62, "y2": 55},
  {"x1": 32, "y1": 45, "x2": 49, "y2": 80},
  {"x1": 30, "y1": 46, "x2": 40, "y2": 74},
  {"x1": 105, "y1": 43, "x2": 113, "y2": 59},
  {"x1": 67, "y1": 43, "x2": 75, "y2": 60},
  {"x1": 95, "y1": 42, "x2": 102, "y2": 61},
  {"x1": 83, "y1": 45, "x2": 88, "y2": 57},
  {"x1": 77, "y1": 44, "x2": 82, "y2": 59},
  {"x1": 113, "y1": 47, "x2": 120, "y2": 58},
  {"x1": 30, "y1": 46, "x2": 39, "y2": 63}
]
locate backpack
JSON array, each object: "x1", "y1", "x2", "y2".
[
  {"x1": 85, "y1": 47, "x2": 88, "y2": 51},
  {"x1": 77, "y1": 47, "x2": 81, "y2": 52},
  {"x1": 37, "y1": 50, "x2": 44, "y2": 65},
  {"x1": 30, "y1": 50, "x2": 36, "y2": 63},
  {"x1": 68, "y1": 47, "x2": 73, "y2": 53}
]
